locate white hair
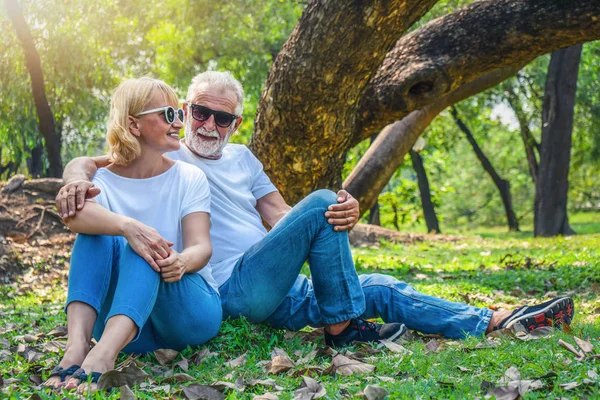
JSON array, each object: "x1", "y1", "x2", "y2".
[{"x1": 186, "y1": 71, "x2": 244, "y2": 116}]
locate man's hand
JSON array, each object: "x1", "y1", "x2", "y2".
[
  {"x1": 56, "y1": 180, "x2": 101, "y2": 218},
  {"x1": 157, "y1": 250, "x2": 187, "y2": 283},
  {"x1": 324, "y1": 189, "x2": 359, "y2": 231},
  {"x1": 122, "y1": 219, "x2": 174, "y2": 272}
]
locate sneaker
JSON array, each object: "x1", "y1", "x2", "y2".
[
  {"x1": 325, "y1": 318, "x2": 407, "y2": 347},
  {"x1": 496, "y1": 297, "x2": 574, "y2": 332}
]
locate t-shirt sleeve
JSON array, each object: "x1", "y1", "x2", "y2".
[
  {"x1": 181, "y1": 165, "x2": 211, "y2": 218},
  {"x1": 246, "y1": 149, "x2": 278, "y2": 199},
  {"x1": 91, "y1": 177, "x2": 109, "y2": 209}
]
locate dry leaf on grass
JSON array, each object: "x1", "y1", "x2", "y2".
[
  {"x1": 293, "y1": 376, "x2": 326, "y2": 400},
  {"x1": 225, "y1": 352, "x2": 247, "y2": 368},
  {"x1": 558, "y1": 339, "x2": 585, "y2": 361},
  {"x1": 210, "y1": 381, "x2": 243, "y2": 392},
  {"x1": 41, "y1": 340, "x2": 65, "y2": 353},
  {"x1": 267, "y1": 348, "x2": 295, "y2": 374},
  {"x1": 189, "y1": 348, "x2": 218, "y2": 366},
  {"x1": 325, "y1": 354, "x2": 375, "y2": 376},
  {"x1": 253, "y1": 393, "x2": 279, "y2": 400},
  {"x1": 154, "y1": 349, "x2": 180, "y2": 366},
  {"x1": 289, "y1": 366, "x2": 325, "y2": 378},
  {"x1": 360, "y1": 384, "x2": 388, "y2": 400},
  {"x1": 379, "y1": 340, "x2": 412, "y2": 355},
  {"x1": 182, "y1": 384, "x2": 225, "y2": 400},
  {"x1": 424, "y1": 339, "x2": 443, "y2": 353},
  {"x1": 457, "y1": 366, "x2": 472, "y2": 373},
  {"x1": 174, "y1": 356, "x2": 189, "y2": 372},
  {"x1": 499, "y1": 366, "x2": 521, "y2": 385},
  {"x1": 160, "y1": 373, "x2": 195, "y2": 384},
  {"x1": 120, "y1": 385, "x2": 136, "y2": 400},
  {"x1": 46, "y1": 325, "x2": 67, "y2": 338},
  {"x1": 97, "y1": 363, "x2": 149, "y2": 390},
  {"x1": 248, "y1": 378, "x2": 281, "y2": 390},
  {"x1": 484, "y1": 386, "x2": 519, "y2": 400},
  {"x1": 574, "y1": 337, "x2": 594, "y2": 354}
]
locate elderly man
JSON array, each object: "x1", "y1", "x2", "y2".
[{"x1": 58, "y1": 71, "x2": 574, "y2": 346}]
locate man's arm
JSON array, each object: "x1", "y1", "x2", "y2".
[
  {"x1": 256, "y1": 189, "x2": 359, "y2": 232},
  {"x1": 56, "y1": 155, "x2": 111, "y2": 217}
]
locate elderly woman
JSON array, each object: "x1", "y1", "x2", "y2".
[{"x1": 44, "y1": 78, "x2": 221, "y2": 392}]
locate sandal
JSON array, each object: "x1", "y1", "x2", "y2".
[{"x1": 44, "y1": 364, "x2": 81, "y2": 386}]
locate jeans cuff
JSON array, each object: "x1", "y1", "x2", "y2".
[
  {"x1": 106, "y1": 305, "x2": 146, "y2": 342},
  {"x1": 320, "y1": 306, "x2": 366, "y2": 325},
  {"x1": 65, "y1": 292, "x2": 103, "y2": 315},
  {"x1": 470, "y1": 308, "x2": 494, "y2": 337}
]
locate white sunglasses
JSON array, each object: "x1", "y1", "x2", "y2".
[{"x1": 136, "y1": 106, "x2": 184, "y2": 124}]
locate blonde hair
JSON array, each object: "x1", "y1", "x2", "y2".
[{"x1": 107, "y1": 77, "x2": 180, "y2": 165}]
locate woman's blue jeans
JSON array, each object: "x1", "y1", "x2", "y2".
[
  {"x1": 67, "y1": 234, "x2": 222, "y2": 353},
  {"x1": 220, "y1": 190, "x2": 492, "y2": 339}
]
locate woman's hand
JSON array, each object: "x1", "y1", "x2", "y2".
[
  {"x1": 157, "y1": 250, "x2": 187, "y2": 282},
  {"x1": 122, "y1": 219, "x2": 173, "y2": 272}
]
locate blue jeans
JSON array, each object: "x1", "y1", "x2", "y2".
[
  {"x1": 67, "y1": 234, "x2": 222, "y2": 353},
  {"x1": 220, "y1": 190, "x2": 493, "y2": 339}
]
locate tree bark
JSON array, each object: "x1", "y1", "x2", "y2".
[
  {"x1": 250, "y1": 0, "x2": 441, "y2": 203},
  {"x1": 450, "y1": 106, "x2": 520, "y2": 232},
  {"x1": 534, "y1": 45, "x2": 582, "y2": 237},
  {"x1": 409, "y1": 150, "x2": 440, "y2": 233},
  {"x1": 344, "y1": 66, "x2": 522, "y2": 216},
  {"x1": 5, "y1": 0, "x2": 62, "y2": 177},
  {"x1": 366, "y1": 135, "x2": 381, "y2": 226},
  {"x1": 358, "y1": 0, "x2": 600, "y2": 141},
  {"x1": 26, "y1": 142, "x2": 44, "y2": 178}
]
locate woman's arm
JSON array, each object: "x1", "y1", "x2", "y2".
[
  {"x1": 156, "y1": 212, "x2": 212, "y2": 282},
  {"x1": 65, "y1": 200, "x2": 173, "y2": 271}
]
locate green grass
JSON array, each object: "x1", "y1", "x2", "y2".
[{"x1": 1, "y1": 228, "x2": 599, "y2": 399}]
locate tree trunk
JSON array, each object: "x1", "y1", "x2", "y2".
[
  {"x1": 504, "y1": 85, "x2": 540, "y2": 182},
  {"x1": 5, "y1": 0, "x2": 62, "y2": 177},
  {"x1": 26, "y1": 142, "x2": 44, "y2": 178},
  {"x1": 344, "y1": 66, "x2": 522, "y2": 216},
  {"x1": 409, "y1": 150, "x2": 440, "y2": 234},
  {"x1": 250, "y1": 0, "x2": 438, "y2": 203},
  {"x1": 366, "y1": 134, "x2": 381, "y2": 226},
  {"x1": 534, "y1": 45, "x2": 582, "y2": 237},
  {"x1": 450, "y1": 106, "x2": 520, "y2": 232}
]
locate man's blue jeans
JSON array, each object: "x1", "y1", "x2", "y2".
[
  {"x1": 220, "y1": 190, "x2": 493, "y2": 339},
  {"x1": 67, "y1": 234, "x2": 222, "y2": 353}
]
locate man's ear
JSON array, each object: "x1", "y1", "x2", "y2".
[
  {"x1": 183, "y1": 102, "x2": 189, "y2": 117},
  {"x1": 128, "y1": 116, "x2": 141, "y2": 137},
  {"x1": 232, "y1": 116, "x2": 243, "y2": 133}
]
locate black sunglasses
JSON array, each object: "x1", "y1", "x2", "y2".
[
  {"x1": 189, "y1": 103, "x2": 238, "y2": 128},
  {"x1": 136, "y1": 106, "x2": 184, "y2": 125}
]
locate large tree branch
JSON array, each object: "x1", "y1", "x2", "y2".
[
  {"x1": 344, "y1": 66, "x2": 522, "y2": 215},
  {"x1": 356, "y1": 0, "x2": 600, "y2": 142},
  {"x1": 251, "y1": 0, "x2": 438, "y2": 203}
]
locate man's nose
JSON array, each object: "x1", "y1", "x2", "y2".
[{"x1": 203, "y1": 114, "x2": 216, "y2": 131}]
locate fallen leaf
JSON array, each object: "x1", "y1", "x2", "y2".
[
  {"x1": 574, "y1": 337, "x2": 594, "y2": 354},
  {"x1": 154, "y1": 349, "x2": 180, "y2": 366},
  {"x1": 267, "y1": 348, "x2": 295, "y2": 374},
  {"x1": 361, "y1": 384, "x2": 388, "y2": 400},
  {"x1": 559, "y1": 381, "x2": 580, "y2": 390},
  {"x1": 189, "y1": 348, "x2": 218, "y2": 365},
  {"x1": 248, "y1": 378, "x2": 279, "y2": 388},
  {"x1": 424, "y1": 339, "x2": 443, "y2": 353},
  {"x1": 183, "y1": 384, "x2": 225, "y2": 400},
  {"x1": 41, "y1": 340, "x2": 65, "y2": 353},
  {"x1": 294, "y1": 376, "x2": 326, "y2": 400},
  {"x1": 23, "y1": 334, "x2": 39, "y2": 343},
  {"x1": 457, "y1": 366, "x2": 472, "y2": 373},
  {"x1": 210, "y1": 381, "x2": 240, "y2": 392},
  {"x1": 27, "y1": 350, "x2": 43, "y2": 363},
  {"x1": 588, "y1": 370, "x2": 599, "y2": 380},
  {"x1": 485, "y1": 386, "x2": 519, "y2": 400},
  {"x1": 326, "y1": 354, "x2": 375, "y2": 376},
  {"x1": 253, "y1": 393, "x2": 279, "y2": 400},
  {"x1": 97, "y1": 363, "x2": 149, "y2": 390},
  {"x1": 160, "y1": 373, "x2": 195, "y2": 384},
  {"x1": 173, "y1": 356, "x2": 189, "y2": 372},
  {"x1": 29, "y1": 375, "x2": 42, "y2": 385},
  {"x1": 46, "y1": 326, "x2": 68, "y2": 338},
  {"x1": 499, "y1": 366, "x2": 521, "y2": 385},
  {"x1": 558, "y1": 339, "x2": 585, "y2": 361},
  {"x1": 379, "y1": 340, "x2": 412, "y2": 355},
  {"x1": 120, "y1": 385, "x2": 136, "y2": 400},
  {"x1": 290, "y1": 366, "x2": 325, "y2": 378},
  {"x1": 297, "y1": 350, "x2": 318, "y2": 365},
  {"x1": 377, "y1": 376, "x2": 395, "y2": 383},
  {"x1": 225, "y1": 352, "x2": 247, "y2": 368}
]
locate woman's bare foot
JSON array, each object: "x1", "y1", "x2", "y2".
[
  {"x1": 43, "y1": 341, "x2": 90, "y2": 389},
  {"x1": 64, "y1": 345, "x2": 116, "y2": 393}
]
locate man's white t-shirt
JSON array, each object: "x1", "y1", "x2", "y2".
[
  {"x1": 92, "y1": 161, "x2": 219, "y2": 291},
  {"x1": 167, "y1": 143, "x2": 277, "y2": 286}
]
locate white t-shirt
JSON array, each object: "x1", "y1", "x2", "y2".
[
  {"x1": 167, "y1": 143, "x2": 277, "y2": 286},
  {"x1": 92, "y1": 161, "x2": 218, "y2": 291}
]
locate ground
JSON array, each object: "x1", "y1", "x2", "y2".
[{"x1": 0, "y1": 182, "x2": 599, "y2": 398}]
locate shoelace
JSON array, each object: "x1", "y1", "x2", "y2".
[{"x1": 356, "y1": 319, "x2": 378, "y2": 332}]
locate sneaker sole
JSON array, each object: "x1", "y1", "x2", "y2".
[{"x1": 505, "y1": 297, "x2": 574, "y2": 331}]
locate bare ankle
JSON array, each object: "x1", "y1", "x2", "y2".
[
  {"x1": 486, "y1": 310, "x2": 512, "y2": 334},
  {"x1": 325, "y1": 320, "x2": 351, "y2": 336}
]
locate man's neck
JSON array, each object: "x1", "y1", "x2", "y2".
[{"x1": 183, "y1": 141, "x2": 224, "y2": 160}]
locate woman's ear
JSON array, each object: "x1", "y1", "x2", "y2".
[{"x1": 128, "y1": 116, "x2": 141, "y2": 137}]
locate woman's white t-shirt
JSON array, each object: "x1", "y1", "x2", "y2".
[{"x1": 91, "y1": 160, "x2": 218, "y2": 291}]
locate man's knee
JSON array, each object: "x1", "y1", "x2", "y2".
[{"x1": 302, "y1": 189, "x2": 338, "y2": 210}]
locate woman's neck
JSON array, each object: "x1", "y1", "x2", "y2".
[{"x1": 108, "y1": 150, "x2": 174, "y2": 179}]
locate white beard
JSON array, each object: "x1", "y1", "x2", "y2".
[{"x1": 184, "y1": 119, "x2": 232, "y2": 158}]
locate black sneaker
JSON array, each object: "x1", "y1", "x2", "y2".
[
  {"x1": 325, "y1": 318, "x2": 407, "y2": 347},
  {"x1": 496, "y1": 297, "x2": 574, "y2": 332}
]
